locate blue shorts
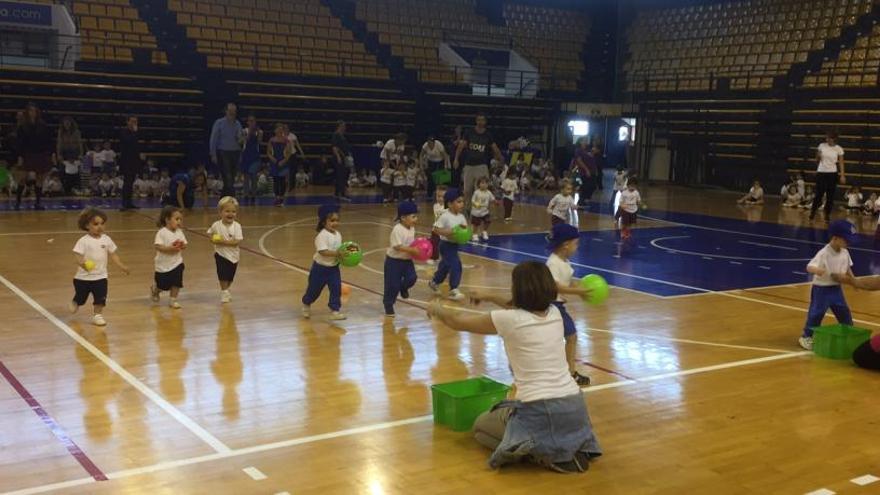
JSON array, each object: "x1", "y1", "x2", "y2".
[{"x1": 552, "y1": 301, "x2": 577, "y2": 337}]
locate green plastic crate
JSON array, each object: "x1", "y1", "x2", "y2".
[
  {"x1": 812, "y1": 324, "x2": 872, "y2": 360},
  {"x1": 431, "y1": 377, "x2": 510, "y2": 431}
]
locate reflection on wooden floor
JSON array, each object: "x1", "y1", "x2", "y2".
[{"x1": 1, "y1": 185, "x2": 879, "y2": 495}]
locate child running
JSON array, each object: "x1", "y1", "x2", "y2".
[
  {"x1": 302, "y1": 204, "x2": 346, "y2": 320},
  {"x1": 69, "y1": 208, "x2": 129, "y2": 326},
  {"x1": 429, "y1": 185, "x2": 447, "y2": 266},
  {"x1": 151, "y1": 206, "x2": 187, "y2": 308},
  {"x1": 383, "y1": 201, "x2": 420, "y2": 318},
  {"x1": 546, "y1": 223, "x2": 592, "y2": 386},
  {"x1": 500, "y1": 168, "x2": 518, "y2": 222},
  {"x1": 207, "y1": 196, "x2": 244, "y2": 303},
  {"x1": 470, "y1": 177, "x2": 495, "y2": 242},
  {"x1": 430, "y1": 188, "x2": 468, "y2": 301},
  {"x1": 615, "y1": 177, "x2": 642, "y2": 253},
  {"x1": 799, "y1": 219, "x2": 858, "y2": 350},
  {"x1": 547, "y1": 180, "x2": 577, "y2": 226}
]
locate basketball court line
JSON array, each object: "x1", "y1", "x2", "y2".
[
  {"x1": 0, "y1": 224, "x2": 287, "y2": 237},
  {"x1": 650, "y1": 236, "x2": 812, "y2": 262},
  {"x1": 2, "y1": 350, "x2": 812, "y2": 495}
]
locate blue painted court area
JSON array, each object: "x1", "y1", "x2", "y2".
[{"x1": 465, "y1": 215, "x2": 880, "y2": 297}]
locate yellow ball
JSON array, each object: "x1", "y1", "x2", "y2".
[
  {"x1": 212, "y1": 234, "x2": 222, "y2": 242},
  {"x1": 83, "y1": 260, "x2": 96, "y2": 271}
]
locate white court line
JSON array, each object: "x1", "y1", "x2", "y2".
[
  {"x1": 242, "y1": 467, "x2": 267, "y2": 481},
  {"x1": 2, "y1": 351, "x2": 812, "y2": 495},
  {"x1": 0, "y1": 274, "x2": 232, "y2": 454},
  {"x1": 804, "y1": 489, "x2": 836, "y2": 495},
  {"x1": 738, "y1": 240, "x2": 799, "y2": 251},
  {"x1": 851, "y1": 474, "x2": 880, "y2": 486},
  {"x1": 650, "y1": 236, "x2": 811, "y2": 262},
  {"x1": 585, "y1": 327, "x2": 794, "y2": 354}
]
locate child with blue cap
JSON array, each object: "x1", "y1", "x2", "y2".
[
  {"x1": 384, "y1": 201, "x2": 421, "y2": 317},
  {"x1": 429, "y1": 188, "x2": 468, "y2": 301},
  {"x1": 302, "y1": 204, "x2": 346, "y2": 320}
]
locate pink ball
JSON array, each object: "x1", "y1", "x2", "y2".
[{"x1": 411, "y1": 238, "x2": 433, "y2": 262}]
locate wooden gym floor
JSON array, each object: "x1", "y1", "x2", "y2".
[{"x1": 1, "y1": 185, "x2": 879, "y2": 495}]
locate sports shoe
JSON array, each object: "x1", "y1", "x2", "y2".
[
  {"x1": 220, "y1": 290, "x2": 231, "y2": 303},
  {"x1": 471, "y1": 234, "x2": 479, "y2": 242},
  {"x1": 68, "y1": 300, "x2": 78, "y2": 314},
  {"x1": 428, "y1": 280, "x2": 440, "y2": 294},
  {"x1": 400, "y1": 287, "x2": 410, "y2": 300},
  {"x1": 504, "y1": 217, "x2": 512, "y2": 222},
  {"x1": 572, "y1": 371, "x2": 591, "y2": 387},
  {"x1": 91, "y1": 314, "x2": 107, "y2": 326},
  {"x1": 798, "y1": 336, "x2": 813, "y2": 351},
  {"x1": 302, "y1": 305, "x2": 311, "y2": 318},
  {"x1": 481, "y1": 231, "x2": 489, "y2": 241},
  {"x1": 447, "y1": 289, "x2": 466, "y2": 301},
  {"x1": 549, "y1": 451, "x2": 590, "y2": 474},
  {"x1": 329, "y1": 311, "x2": 347, "y2": 321},
  {"x1": 150, "y1": 286, "x2": 160, "y2": 303},
  {"x1": 169, "y1": 299, "x2": 182, "y2": 309},
  {"x1": 426, "y1": 259, "x2": 435, "y2": 265}
]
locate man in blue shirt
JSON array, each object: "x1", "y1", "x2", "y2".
[{"x1": 209, "y1": 103, "x2": 243, "y2": 197}]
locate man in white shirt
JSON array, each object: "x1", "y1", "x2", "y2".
[{"x1": 810, "y1": 132, "x2": 846, "y2": 221}]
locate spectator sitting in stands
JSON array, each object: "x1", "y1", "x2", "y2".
[
  {"x1": 800, "y1": 186, "x2": 815, "y2": 209},
  {"x1": 520, "y1": 169, "x2": 533, "y2": 192},
  {"x1": 97, "y1": 172, "x2": 115, "y2": 198},
  {"x1": 295, "y1": 167, "x2": 309, "y2": 188},
  {"x1": 87, "y1": 142, "x2": 103, "y2": 174},
  {"x1": 348, "y1": 170, "x2": 362, "y2": 188},
  {"x1": 364, "y1": 170, "x2": 377, "y2": 187},
  {"x1": 863, "y1": 193, "x2": 877, "y2": 216},
  {"x1": 207, "y1": 173, "x2": 223, "y2": 196},
  {"x1": 97, "y1": 140, "x2": 117, "y2": 171},
  {"x1": 256, "y1": 165, "x2": 270, "y2": 195},
  {"x1": 539, "y1": 170, "x2": 557, "y2": 190},
  {"x1": 844, "y1": 186, "x2": 863, "y2": 212},
  {"x1": 146, "y1": 173, "x2": 160, "y2": 197},
  {"x1": 782, "y1": 184, "x2": 803, "y2": 208},
  {"x1": 233, "y1": 172, "x2": 245, "y2": 195},
  {"x1": 133, "y1": 173, "x2": 150, "y2": 198},
  {"x1": 157, "y1": 169, "x2": 170, "y2": 194},
  {"x1": 42, "y1": 171, "x2": 63, "y2": 197},
  {"x1": 736, "y1": 180, "x2": 764, "y2": 205}
]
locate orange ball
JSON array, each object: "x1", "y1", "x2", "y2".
[{"x1": 341, "y1": 284, "x2": 352, "y2": 296}]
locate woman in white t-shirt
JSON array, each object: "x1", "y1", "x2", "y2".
[
  {"x1": 427, "y1": 261, "x2": 602, "y2": 473},
  {"x1": 420, "y1": 136, "x2": 450, "y2": 199},
  {"x1": 810, "y1": 131, "x2": 846, "y2": 220}
]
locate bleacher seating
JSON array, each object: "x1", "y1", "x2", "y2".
[
  {"x1": 168, "y1": 0, "x2": 388, "y2": 79},
  {"x1": 71, "y1": 0, "x2": 168, "y2": 65},
  {"x1": 625, "y1": 0, "x2": 872, "y2": 92},
  {"x1": 503, "y1": 3, "x2": 588, "y2": 92},
  {"x1": 804, "y1": 24, "x2": 880, "y2": 88}
]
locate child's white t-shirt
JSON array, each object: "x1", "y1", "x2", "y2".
[
  {"x1": 405, "y1": 168, "x2": 418, "y2": 187},
  {"x1": 73, "y1": 234, "x2": 117, "y2": 281},
  {"x1": 98, "y1": 179, "x2": 114, "y2": 190},
  {"x1": 392, "y1": 170, "x2": 406, "y2": 187},
  {"x1": 434, "y1": 210, "x2": 467, "y2": 242},
  {"x1": 548, "y1": 193, "x2": 575, "y2": 220},
  {"x1": 380, "y1": 167, "x2": 394, "y2": 184},
  {"x1": 433, "y1": 203, "x2": 446, "y2": 222},
  {"x1": 313, "y1": 228, "x2": 342, "y2": 267},
  {"x1": 749, "y1": 186, "x2": 764, "y2": 199},
  {"x1": 614, "y1": 172, "x2": 627, "y2": 191},
  {"x1": 808, "y1": 244, "x2": 852, "y2": 286},
  {"x1": 619, "y1": 189, "x2": 641, "y2": 213},
  {"x1": 847, "y1": 192, "x2": 863, "y2": 207},
  {"x1": 501, "y1": 178, "x2": 518, "y2": 200},
  {"x1": 797, "y1": 179, "x2": 806, "y2": 196},
  {"x1": 386, "y1": 223, "x2": 415, "y2": 259},
  {"x1": 817, "y1": 143, "x2": 844, "y2": 173},
  {"x1": 154, "y1": 227, "x2": 187, "y2": 273},
  {"x1": 208, "y1": 220, "x2": 244, "y2": 263},
  {"x1": 471, "y1": 189, "x2": 495, "y2": 217},
  {"x1": 546, "y1": 253, "x2": 574, "y2": 303}
]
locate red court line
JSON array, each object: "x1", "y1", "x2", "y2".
[
  {"x1": 580, "y1": 360, "x2": 636, "y2": 381},
  {"x1": 0, "y1": 360, "x2": 108, "y2": 481}
]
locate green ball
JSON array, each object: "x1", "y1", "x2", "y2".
[
  {"x1": 339, "y1": 241, "x2": 363, "y2": 267},
  {"x1": 451, "y1": 225, "x2": 473, "y2": 244},
  {"x1": 580, "y1": 274, "x2": 609, "y2": 305}
]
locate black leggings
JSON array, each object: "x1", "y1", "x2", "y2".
[
  {"x1": 811, "y1": 172, "x2": 838, "y2": 217},
  {"x1": 853, "y1": 340, "x2": 880, "y2": 370},
  {"x1": 273, "y1": 176, "x2": 286, "y2": 198}
]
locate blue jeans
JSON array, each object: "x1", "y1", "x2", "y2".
[
  {"x1": 802, "y1": 285, "x2": 852, "y2": 337},
  {"x1": 302, "y1": 262, "x2": 341, "y2": 311},
  {"x1": 432, "y1": 241, "x2": 462, "y2": 290},
  {"x1": 552, "y1": 301, "x2": 577, "y2": 337},
  {"x1": 383, "y1": 257, "x2": 417, "y2": 314}
]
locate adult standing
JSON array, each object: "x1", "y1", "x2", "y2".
[
  {"x1": 331, "y1": 120, "x2": 353, "y2": 202},
  {"x1": 420, "y1": 135, "x2": 450, "y2": 200},
  {"x1": 56, "y1": 116, "x2": 84, "y2": 195},
  {"x1": 810, "y1": 131, "x2": 846, "y2": 221},
  {"x1": 427, "y1": 261, "x2": 602, "y2": 472},
  {"x1": 450, "y1": 125, "x2": 464, "y2": 188},
  {"x1": 239, "y1": 114, "x2": 263, "y2": 201},
  {"x1": 118, "y1": 116, "x2": 144, "y2": 211},
  {"x1": 209, "y1": 103, "x2": 243, "y2": 198},
  {"x1": 381, "y1": 132, "x2": 407, "y2": 167},
  {"x1": 15, "y1": 103, "x2": 55, "y2": 210},
  {"x1": 571, "y1": 138, "x2": 596, "y2": 207},
  {"x1": 453, "y1": 113, "x2": 504, "y2": 214}
]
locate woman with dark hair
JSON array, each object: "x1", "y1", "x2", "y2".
[
  {"x1": 118, "y1": 115, "x2": 144, "y2": 211},
  {"x1": 810, "y1": 131, "x2": 846, "y2": 221},
  {"x1": 15, "y1": 103, "x2": 55, "y2": 210},
  {"x1": 56, "y1": 116, "x2": 83, "y2": 195},
  {"x1": 427, "y1": 261, "x2": 602, "y2": 473}
]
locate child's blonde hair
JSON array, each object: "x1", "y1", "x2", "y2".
[
  {"x1": 218, "y1": 196, "x2": 239, "y2": 210},
  {"x1": 560, "y1": 179, "x2": 573, "y2": 191}
]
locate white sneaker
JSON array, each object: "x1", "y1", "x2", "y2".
[
  {"x1": 150, "y1": 286, "x2": 160, "y2": 303},
  {"x1": 329, "y1": 311, "x2": 347, "y2": 321},
  {"x1": 447, "y1": 289, "x2": 466, "y2": 301},
  {"x1": 798, "y1": 336, "x2": 813, "y2": 351},
  {"x1": 169, "y1": 300, "x2": 182, "y2": 309},
  {"x1": 471, "y1": 234, "x2": 479, "y2": 242},
  {"x1": 91, "y1": 314, "x2": 106, "y2": 326},
  {"x1": 428, "y1": 280, "x2": 440, "y2": 294},
  {"x1": 68, "y1": 300, "x2": 78, "y2": 314},
  {"x1": 481, "y1": 231, "x2": 489, "y2": 241},
  {"x1": 302, "y1": 305, "x2": 311, "y2": 318},
  {"x1": 426, "y1": 259, "x2": 435, "y2": 266},
  {"x1": 220, "y1": 290, "x2": 231, "y2": 303}
]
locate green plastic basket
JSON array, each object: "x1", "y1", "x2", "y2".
[
  {"x1": 431, "y1": 377, "x2": 510, "y2": 431},
  {"x1": 812, "y1": 324, "x2": 871, "y2": 360}
]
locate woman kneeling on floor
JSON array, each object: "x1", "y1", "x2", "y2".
[{"x1": 427, "y1": 261, "x2": 602, "y2": 473}]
